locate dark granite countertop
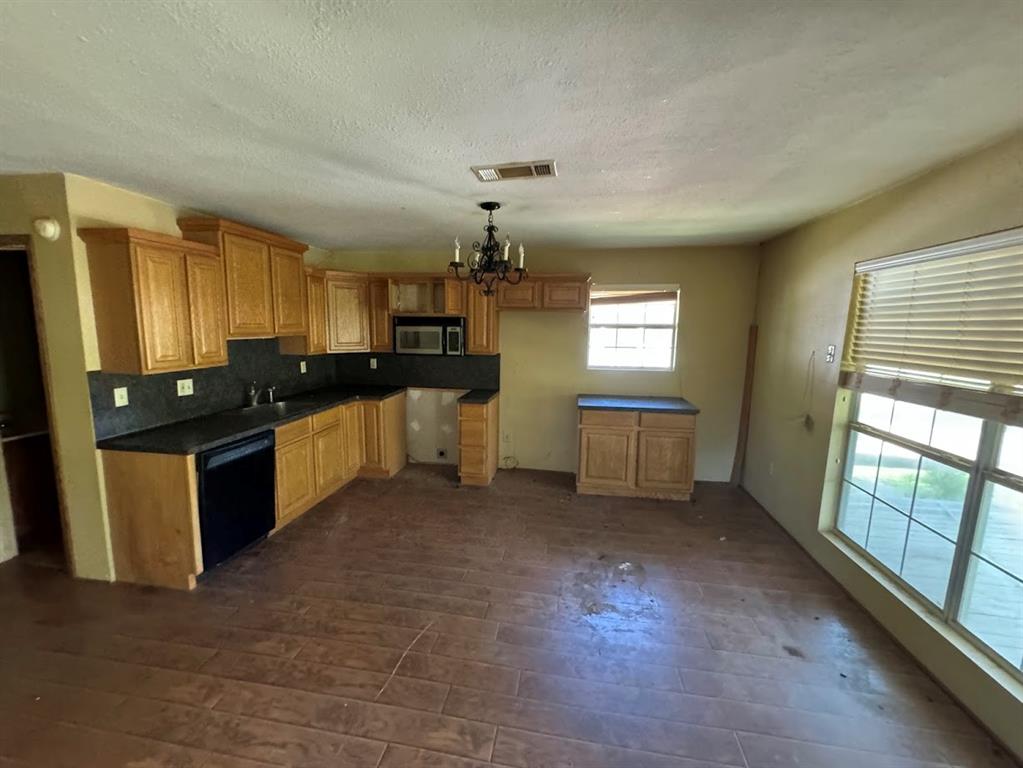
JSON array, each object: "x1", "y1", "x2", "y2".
[
  {"x1": 458, "y1": 388, "x2": 499, "y2": 404},
  {"x1": 577, "y1": 394, "x2": 700, "y2": 414},
  {"x1": 97, "y1": 385, "x2": 406, "y2": 455}
]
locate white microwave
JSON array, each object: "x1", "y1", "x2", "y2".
[{"x1": 393, "y1": 317, "x2": 464, "y2": 355}]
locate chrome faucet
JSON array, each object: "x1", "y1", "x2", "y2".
[
  {"x1": 267, "y1": 385, "x2": 278, "y2": 403},
  {"x1": 245, "y1": 381, "x2": 262, "y2": 407}
]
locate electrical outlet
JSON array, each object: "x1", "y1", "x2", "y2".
[
  {"x1": 370, "y1": 358, "x2": 377, "y2": 370},
  {"x1": 825, "y1": 344, "x2": 837, "y2": 363},
  {"x1": 176, "y1": 378, "x2": 194, "y2": 397},
  {"x1": 113, "y1": 387, "x2": 129, "y2": 408},
  {"x1": 300, "y1": 361, "x2": 307, "y2": 374}
]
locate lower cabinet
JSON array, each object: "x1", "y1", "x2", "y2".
[
  {"x1": 458, "y1": 395, "x2": 499, "y2": 486},
  {"x1": 275, "y1": 423, "x2": 315, "y2": 524},
  {"x1": 313, "y1": 421, "x2": 344, "y2": 495},
  {"x1": 359, "y1": 395, "x2": 407, "y2": 479},
  {"x1": 342, "y1": 402, "x2": 364, "y2": 482},
  {"x1": 577, "y1": 409, "x2": 695, "y2": 500}
]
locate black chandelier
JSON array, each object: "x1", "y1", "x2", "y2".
[{"x1": 448, "y1": 202, "x2": 527, "y2": 296}]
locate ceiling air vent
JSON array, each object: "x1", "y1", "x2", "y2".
[{"x1": 471, "y1": 160, "x2": 558, "y2": 182}]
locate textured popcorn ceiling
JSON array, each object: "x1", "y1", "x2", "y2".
[{"x1": 1, "y1": 1, "x2": 1021, "y2": 249}]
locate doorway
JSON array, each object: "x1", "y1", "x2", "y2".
[{"x1": 0, "y1": 244, "x2": 65, "y2": 569}]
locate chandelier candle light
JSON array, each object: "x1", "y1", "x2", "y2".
[{"x1": 448, "y1": 201, "x2": 527, "y2": 295}]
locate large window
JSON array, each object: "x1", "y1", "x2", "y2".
[
  {"x1": 836, "y1": 395, "x2": 1023, "y2": 674},
  {"x1": 834, "y1": 227, "x2": 1023, "y2": 678},
  {"x1": 587, "y1": 286, "x2": 679, "y2": 370}
]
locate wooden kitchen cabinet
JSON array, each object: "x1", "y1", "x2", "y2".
[
  {"x1": 496, "y1": 281, "x2": 541, "y2": 309},
  {"x1": 358, "y1": 394, "x2": 407, "y2": 479},
  {"x1": 178, "y1": 217, "x2": 309, "y2": 339},
  {"x1": 577, "y1": 406, "x2": 696, "y2": 500},
  {"x1": 313, "y1": 417, "x2": 344, "y2": 495},
  {"x1": 443, "y1": 279, "x2": 465, "y2": 315},
  {"x1": 80, "y1": 228, "x2": 228, "y2": 374},
  {"x1": 275, "y1": 417, "x2": 316, "y2": 524},
  {"x1": 341, "y1": 401, "x2": 364, "y2": 481},
  {"x1": 458, "y1": 395, "x2": 499, "y2": 486},
  {"x1": 270, "y1": 246, "x2": 308, "y2": 336},
  {"x1": 543, "y1": 278, "x2": 591, "y2": 310},
  {"x1": 326, "y1": 272, "x2": 370, "y2": 353},
  {"x1": 185, "y1": 250, "x2": 229, "y2": 367},
  {"x1": 466, "y1": 286, "x2": 499, "y2": 354},
  {"x1": 368, "y1": 277, "x2": 392, "y2": 352},
  {"x1": 279, "y1": 269, "x2": 327, "y2": 356}
]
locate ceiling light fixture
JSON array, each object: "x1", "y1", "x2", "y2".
[{"x1": 448, "y1": 202, "x2": 527, "y2": 296}]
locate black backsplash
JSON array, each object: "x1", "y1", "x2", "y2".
[
  {"x1": 333, "y1": 353, "x2": 499, "y2": 390},
  {"x1": 89, "y1": 342, "x2": 500, "y2": 441},
  {"x1": 89, "y1": 339, "x2": 336, "y2": 440}
]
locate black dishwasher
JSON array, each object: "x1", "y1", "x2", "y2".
[{"x1": 197, "y1": 431, "x2": 275, "y2": 571}]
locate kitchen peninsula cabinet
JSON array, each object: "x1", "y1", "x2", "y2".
[
  {"x1": 178, "y1": 217, "x2": 308, "y2": 338},
  {"x1": 359, "y1": 395, "x2": 407, "y2": 479},
  {"x1": 80, "y1": 228, "x2": 228, "y2": 374},
  {"x1": 576, "y1": 395, "x2": 698, "y2": 501},
  {"x1": 458, "y1": 391, "x2": 499, "y2": 486}
]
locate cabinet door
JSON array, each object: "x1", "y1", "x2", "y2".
[
  {"x1": 132, "y1": 244, "x2": 192, "y2": 372},
  {"x1": 222, "y1": 233, "x2": 273, "y2": 336},
  {"x1": 637, "y1": 430, "x2": 694, "y2": 491},
  {"x1": 578, "y1": 427, "x2": 636, "y2": 489},
  {"x1": 185, "y1": 251, "x2": 228, "y2": 368},
  {"x1": 271, "y1": 246, "x2": 307, "y2": 336},
  {"x1": 368, "y1": 278, "x2": 392, "y2": 352},
  {"x1": 275, "y1": 437, "x2": 315, "y2": 522},
  {"x1": 361, "y1": 401, "x2": 384, "y2": 470},
  {"x1": 466, "y1": 287, "x2": 498, "y2": 355},
  {"x1": 342, "y1": 403, "x2": 363, "y2": 479},
  {"x1": 313, "y1": 424, "x2": 343, "y2": 495},
  {"x1": 543, "y1": 280, "x2": 589, "y2": 310},
  {"x1": 443, "y1": 279, "x2": 465, "y2": 315},
  {"x1": 497, "y1": 281, "x2": 541, "y2": 309},
  {"x1": 306, "y1": 272, "x2": 327, "y2": 354},
  {"x1": 327, "y1": 278, "x2": 370, "y2": 352}
]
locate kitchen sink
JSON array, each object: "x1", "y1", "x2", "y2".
[{"x1": 226, "y1": 401, "x2": 309, "y2": 417}]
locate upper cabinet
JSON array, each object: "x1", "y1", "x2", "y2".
[
  {"x1": 496, "y1": 274, "x2": 591, "y2": 311},
  {"x1": 368, "y1": 277, "x2": 392, "y2": 352},
  {"x1": 279, "y1": 268, "x2": 327, "y2": 356},
  {"x1": 178, "y1": 217, "x2": 308, "y2": 339},
  {"x1": 466, "y1": 286, "x2": 499, "y2": 355},
  {"x1": 80, "y1": 228, "x2": 228, "y2": 374},
  {"x1": 326, "y1": 272, "x2": 370, "y2": 353}
]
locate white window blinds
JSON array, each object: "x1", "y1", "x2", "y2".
[{"x1": 843, "y1": 228, "x2": 1023, "y2": 394}]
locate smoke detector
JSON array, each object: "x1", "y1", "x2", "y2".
[{"x1": 471, "y1": 160, "x2": 557, "y2": 182}]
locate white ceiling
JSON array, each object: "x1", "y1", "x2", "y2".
[{"x1": 2, "y1": 1, "x2": 1021, "y2": 250}]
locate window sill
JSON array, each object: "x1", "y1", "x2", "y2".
[{"x1": 820, "y1": 529, "x2": 1023, "y2": 702}]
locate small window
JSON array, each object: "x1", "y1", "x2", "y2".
[{"x1": 587, "y1": 286, "x2": 679, "y2": 371}]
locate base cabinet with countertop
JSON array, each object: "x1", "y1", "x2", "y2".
[
  {"x1": 576, "y1": 395, "x2": 698, "y2": 501},
  {"x1": 458, "y1": 391, "x2": 499, "y2": 486}
]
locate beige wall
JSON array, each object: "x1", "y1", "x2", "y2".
[
  {"x1": 328, "y1": 245, "x2": 760, "y2": 480},
  {"x1": 745, "y1": 131, "x2": 1023, "y2": 755},
  {"x1": 0, "y1": 174, "x2": 112, "y2": 578}
]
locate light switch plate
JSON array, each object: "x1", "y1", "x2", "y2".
[
  {"x1": 370, "y1": 358, "x2": 377, "y2": 370},
  {"x1": 300, "y1": 361, "x2": 307, "y2": 374},
  {"x1": 176, "y1": 378, "x2": 194, "y2": 397},
  {"x1": 113, "y1": 387, "x2": 129, "y2": 408}
]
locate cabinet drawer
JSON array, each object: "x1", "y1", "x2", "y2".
[
  {"x1": 579, "y1": 409, "x2": 638, "y2": 427},
  {"x1": 639, "y1": 412, "x2": 695, "y2": 430},
  {"x1": 312, "y1": 406, "x2": 340, "y2": 431},
  {"x1": 459, "y1": 446, "x2": 488, "y2": 476},
  {"x1": 459, "y1": 403, "x2": 487, "y2": 420},
  {"x1": 459, "y1": 418, "x2": 487, "y2": 448},
  {"x1": 276, "y1": 416, "x2": 311, "y2": 446}
]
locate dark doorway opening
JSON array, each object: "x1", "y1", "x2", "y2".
[{"x1": 1, "y1": 246, "x2": 64, "y2": 570}]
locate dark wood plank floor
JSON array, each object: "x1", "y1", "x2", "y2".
[{"x1": 0, "y1": 466, "x2": 1016, "y2": 767}]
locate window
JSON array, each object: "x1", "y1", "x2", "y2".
[
  {"x1": 833, "y1": 227, "x2": 1023, "y2": 678},
  {"x1": 587, "y1": 286, "x2": 679, "y2": 370}
]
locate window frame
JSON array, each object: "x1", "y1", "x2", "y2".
[
  {"x1": 585, "y1": 284, "x2": 680, "y2": 372},
  {"x1": 833, "y1": 389, "x2": 1023, "y2": 681}
]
